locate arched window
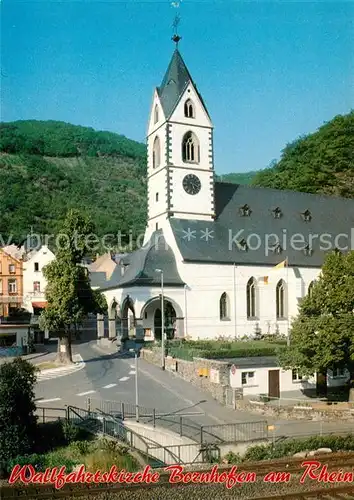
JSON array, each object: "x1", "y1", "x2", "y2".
[
  {"x1": 184, "y1": 99, "x2": 195, "y2": 118},
  {"x1": 182, "y1": 131, "x2": 200, "y2": 163},
  {"x1": 276, "y1": 279, "x2": 287, "y2": 319},
  {"x1": 308, "y1": 280, "x2": 315, "y2": 297},
  {"x1": 154, "y1": 105, "x2": 159, "y2": 124},
  {"x1": 246, "y1": 278, "x2": 257, "y2": 319},
  {"x1": 219, "y1": 292, "x2": 230, "y2": 321},
  {"x1": 152, "y1": 136, "x2": 161, "y2": 168}
]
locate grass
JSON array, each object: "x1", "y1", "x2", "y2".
[{"x1": 35, "y1": 362, "x2": 59, "y2": 370}]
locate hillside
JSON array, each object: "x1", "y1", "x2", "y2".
[
  {"x1": 0, "y1": 121, "x2": 147, "y2": 248},
  {"x1": 216, "y1": 172, "x2": 257, "y2": 185},
  {"x1": 251, "y1": 111, "x2": 354, "y2": 198}
]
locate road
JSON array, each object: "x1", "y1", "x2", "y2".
[{"x1": 34, "y1": 338, "x2": 354, "y2": 441}]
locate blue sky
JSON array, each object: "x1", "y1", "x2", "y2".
[{"x1": 2, "y1": 1, "x2": 353, "y2": 174}]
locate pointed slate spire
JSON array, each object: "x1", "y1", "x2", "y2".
[{"x1": 157, "y1": 49, "x2": 194, "y2": 119}]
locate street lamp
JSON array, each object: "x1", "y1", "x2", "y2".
[
  {"x1": 129, "y1": 348, "x2": 139, "y2": 422},
  {"x1": 155, "y1": 268, "x2": 165, "y2": 370}
]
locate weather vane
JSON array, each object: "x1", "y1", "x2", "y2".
[{"x1": 171, "y1": 1, "x2": 182, "y2": 46}]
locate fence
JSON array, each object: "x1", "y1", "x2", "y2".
[
  {"x1": 67, "y1": 405, "x2": 214, "y2": 465},
  {"x1": 87, "y1": 398, "x2": 268, "y2": 445},
  {"x1": 35, "y1": 406, "x2": 67, "y2": 423}
]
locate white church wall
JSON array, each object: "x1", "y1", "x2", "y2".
[
  {"x1": 169, "y1": 124, "x2": 211, "y2": 171},
  {"x1": 173, "y1": 259, "x2": 320, "y2": 340},
  {"x1": 22, "y1": 245, "x2": 55, "y2": 313}
]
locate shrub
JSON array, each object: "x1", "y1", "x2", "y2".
[
  {"x1": 7, "y1": 453, "x2": 47, "y2": 473},
  {"x1": 70, "y1": 440, "x2": 91, "y2": 456},
  {"x1": 45, "y1": 451, "x2": 78, "y2": 471},
  {"x1": 223, "y1": 451, "x2": 242, "y2": 464},
  {"x1": 61, "y1": 421, "x2": 79, "y2": 444}
]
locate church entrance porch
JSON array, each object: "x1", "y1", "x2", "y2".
[{"x1": 140, "y1": 296, "x2": 184, "y2": 341}]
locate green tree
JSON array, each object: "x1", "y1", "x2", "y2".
[
  {"x1": 0, "y1": 359, "x2": 38, "y2": 477},
  {"x1": 39, "y1": 209, "x2": 107, "y2": 364},
  {"x1": 279, "y1": 250, "x2": 354, "y2": 400}
]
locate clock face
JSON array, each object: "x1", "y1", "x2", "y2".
[{"x1": 183, "y1": 174, "x2": 201, "y2": 195}]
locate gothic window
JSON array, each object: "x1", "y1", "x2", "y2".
[
  {"x1": 152, "y1": 136, "x2": 161, "y2": 168},
  {"x1": 272, "y1": 207, "x2": 282, "y2": 219},
  {"x1": 246, "y1": 278, "x2": 257, "y2": 319},
  {"x1": 276, "y1": 279, "x2": 286, "y2": 319},
  {"x1": 219, "y1": 292, "x2": 230, "y2": 321},
  {"x1": 239, "y1": 204, "x2": 252, "y2": 217},
  {"x1": 182, "y1": 132, "x2": 200, "y2": 163},
  {"x1": 301, "y1": 209, "x2": 312, "y2": 222},
  {"x1": 184, "y1": 99, "x2": 195, "y2": 118},
  {"x1": 154, "y1": 105, "x2": 159, "y2": 124}
]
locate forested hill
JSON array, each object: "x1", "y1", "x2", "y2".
[
  {"x1": 251, "y1": 111, "x2": 354, "y2": 198},
  {"x1": 0, "y1": 121, "x2": 147, "y2": 247}
]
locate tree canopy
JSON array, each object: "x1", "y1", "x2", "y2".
[
  {"x1": 39, "y1": 209, "x2": 108, "y2": 363},
  {"x1": 252, "y1": 111, "x2": 354, "y2": 198},
  {"x1": 279, "y1": 250, "x2": 354, "y2": 397}
]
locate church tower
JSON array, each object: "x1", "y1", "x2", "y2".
[{"x1": 146, "y1": 39, "x2": 215, "y2": 234}]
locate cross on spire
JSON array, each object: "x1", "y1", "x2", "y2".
[{"x1": 171, "y1": 1, "x2": 182, "y2": 46}]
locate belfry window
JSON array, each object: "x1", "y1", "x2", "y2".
[
  {"x1": 182, "y1": 131, "x2": 200, "y2": 163},
  {"x1": 184, "y1": 99, "x2": 195, "y2": 118},
  {"x1": 152, "y1": 136, "x2": 161, "y2": 168},
  {"x1": 154, "y1": 105, "x2": 159, "y2": 124}
]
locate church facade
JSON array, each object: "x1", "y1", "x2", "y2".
[{"x1": 98, "y1": 47, "x2": 354, "y2": 342}]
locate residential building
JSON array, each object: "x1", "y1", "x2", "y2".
[{"x1": 0, "y1": 248, "x2": 23, "y2": 318}]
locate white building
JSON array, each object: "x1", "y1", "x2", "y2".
[
  {"x1": 97, "y1": 43, "x2": 354, "y2": 342},
  {"x1": 22, "y1": 245, "x2": 55, "y2": 315}
]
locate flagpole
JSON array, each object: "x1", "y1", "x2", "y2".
[{"x1": 286, "y1": 256, "x2": 290, "y2": 347}]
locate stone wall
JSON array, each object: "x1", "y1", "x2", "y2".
[
  {"x1": 141, "y1": 347, "x2": 354, "y2": 422},
  {"x1": 140, "y1": 348, "x2": 230, "y2": 405},
  {"x1": 238, "y1": 398, "x2": 354, "y2": 421}
]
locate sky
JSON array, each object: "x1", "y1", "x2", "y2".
[{"x1": 2, "y1": 0, "x2": 353, "y2": 174}]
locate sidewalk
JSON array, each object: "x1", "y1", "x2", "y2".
[{"x1": 0, "y1": 345, "x2": 56, "y2": 366}]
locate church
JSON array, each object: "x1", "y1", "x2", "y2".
[{"x1": 97, "y1": 42, "x2": 354, "y2": 342}]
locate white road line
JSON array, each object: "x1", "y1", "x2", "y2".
[
  {"x1": 77, "y1": 390, "x2": 96, "y2": 396},
  {"x1": 37, "y1": 398, "x2": 62, "y2": 403},
  {"x1": 129, "y1": 364, "x2": 135, "y2": 369},
  {"x1": 119, "y1": 377, "x2": 129, "y2": 382},
  {"x1": 129, "y1": 371, "x2": 136, "y2": 375},
  {"x1": 103, "y1": 384, "x2": 117, "y2": 389}
]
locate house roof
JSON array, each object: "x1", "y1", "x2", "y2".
[
  {"x1": 169, "y1": 182, "x2": 354, "y2": 268},
  {"x1": 157, "y1": 49, "x2": 209, "y2": 119},
  {"x1": 99, "y1": 230, "x2": 185, "y2": 291}
]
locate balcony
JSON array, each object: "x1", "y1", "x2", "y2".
[{"x1": 0, "y1": 295, "x2": 23, "y2": 304}]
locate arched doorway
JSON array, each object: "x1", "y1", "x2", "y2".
[
  {"x1": 121, "y1": 296, "x2": 135, "y2": 340},
  {"x1": 154, "y1": 302, "x2": 177, "y2": 340}
]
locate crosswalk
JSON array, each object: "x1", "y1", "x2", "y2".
[
  {"x1": 36, "y1": 367, "x2": 134, "y2": 403},
  {"x1": 36, "y1": 354, "x2": 85, "y2": 381}
]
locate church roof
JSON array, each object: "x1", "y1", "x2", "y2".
[
  {"x1": 99, "y1": 230, "x2": 185, "y2": 291},
  {"x1": 169, "y1": 182, "x2": 354, "y2": 268},
  {"x1": 157, "y1": 49, "x2": 209, "y2": 119}
]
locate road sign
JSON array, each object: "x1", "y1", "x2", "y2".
[
  {"x1": 231, "y1": 364, "x2": 236, "y2": 375},
  {"x1": 268, "y1": 425, "x2": 275, "y2": 431}
]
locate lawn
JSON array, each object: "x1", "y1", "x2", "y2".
[{"x1": 35, "y1": 362, "x2": 59, "y2": 371}]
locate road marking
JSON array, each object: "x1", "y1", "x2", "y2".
[
  {"x1": 129, "y1": 364, "x2": 135, "y2": 369},
  {"x1": 36, "y1": 398, "x2": 62, "y2": 403},
  {"x1": 119, "y1": 377, "x2": 129, "y2": 382},
  {"x1": 103, "y1": 384, "x2": 117, "y2": 389},
  {"x1": 77, "y1": 390, "x2": 96, "y2": 396},
  {"x1": 129, "y1": 371, "x2": 136, "y2": 375}
]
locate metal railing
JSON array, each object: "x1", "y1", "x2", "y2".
[
  {"x1": 67, "y1": 405, "x2": 203, "y2": 466},
  {"x1": 35, "y1": 406, "x2": 67, "y2": 423},
  {"x1": 87, "y1": 398, "x2": 268, "y2": 445}
]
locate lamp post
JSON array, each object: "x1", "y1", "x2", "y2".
[
  {"x1": 129, "y1": 348, "x2": 139, "y2": 421},
  {"x1": 155, "y1": 268, "x2": 165, "y2": 370}
]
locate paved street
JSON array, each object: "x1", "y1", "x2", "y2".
[{"x1": 34, "y1": 338, "x2": 354, "y2": 440}]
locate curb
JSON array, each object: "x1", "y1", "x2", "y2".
[{"x1": 36, "y1": 354, "x2": 85, "y2": 381}]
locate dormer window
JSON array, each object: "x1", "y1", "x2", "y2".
[
  {"x1": 301, "y1": 209, "x2": 312, "y2": 222},
  {"x1": 239, "y1": 204, "x2": 251, "y2": 217},
  {"x1": 303, "y1": 244, "x2": 313, "y2": 256},
  {"x1": 154, "y1": 105, "x2": 159, "y2": 124},
  {"x1": 184, "y1": 99, "x2": 195, "y2": 118},
  {"x1": 272, "y1": 207, "x2": 282, "y2": 219},
  {"x1": 269, "y1": 243, "x2": 283, "y2": 255},
  {"x1": 238, "y1": 238, "x2": 248, "y2": 251}
]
